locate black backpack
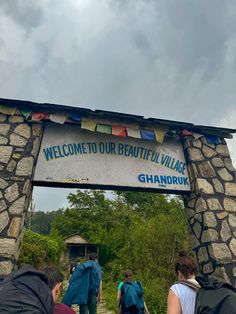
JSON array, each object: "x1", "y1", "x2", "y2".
[
  {"x1": 0, "y1": 265, "x2": 54, "y2": 314},
  {"x1": 177, "y1": 275, "x2": 236, "y2": 314}
]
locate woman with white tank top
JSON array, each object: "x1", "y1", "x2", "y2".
[{"x1": 167, "y1": 252, "x2": 200, "y2": 314}]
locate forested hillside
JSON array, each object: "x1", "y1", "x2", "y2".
[{"x1": 20, "y1": 190, "x2": 190, "y2": 313}]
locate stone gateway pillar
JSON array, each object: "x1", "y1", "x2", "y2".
[
  {"x1": 184, "y1": 135, "x2": 236, "y2": 286},
  {"x1": 0, "y1": 112, "x2": 43, "y2": 275}
]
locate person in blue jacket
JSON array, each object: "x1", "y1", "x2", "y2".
[{"x1": 63, "y1": 253, "x2": 102, "y2": 314}]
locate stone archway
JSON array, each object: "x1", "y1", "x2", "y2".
[{"x1": 0, "y1": 98, "x2": 235, "y2": 286}]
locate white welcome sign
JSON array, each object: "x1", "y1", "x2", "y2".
[{"x1": 34, "y1": 123, "x2": 190, "y2": 193}]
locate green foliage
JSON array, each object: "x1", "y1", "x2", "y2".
[
  {"x1": 18, "y1": 229, "x2": 65, "y2": 267},
  {"x1": 30, "y1": 189, "x2": 190, "y2": 313}
]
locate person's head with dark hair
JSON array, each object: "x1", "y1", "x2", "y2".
[
  {"x1": 175, "y1": 251, "x2": 198, "y2": 280},
  {"x1": 43, "y1": 266, "x2": 64, "y2": 303},
  {"x1": 124, "y1": 270, "x2": 133, "y2": 282},
  {"x1": 89, "y1": 253, "x2": 98, "y2": 261}
]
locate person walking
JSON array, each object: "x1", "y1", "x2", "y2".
[
  {"x1": 117, "y1": 270, "x2": 149, "y2": 314},
  {"x1": 63, "y1": 253, "x2": 102, "y2": 314},
  {"x1": 167, "y1": 251, "x2": 200, "y2": 314}
]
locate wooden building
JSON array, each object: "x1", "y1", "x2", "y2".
[{"x1": 64, "y1": 233, "x2": 98, "y2": 263}]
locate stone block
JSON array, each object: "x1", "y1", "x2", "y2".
[
  {"x1": 9, "y1": 196, "x2": 26, "y2": 215},
  {"x1": 195, "y1": 213, "x2": 203, "y2": 222},
  {"x1": 203, "y1": 145, "x2": 217, "y2": 158},
  {"x1": 9, "y1": 116, "x2": 24, "y2": 123},
  {"x1": 210, "y1": 243, "x2": 232, "y2": 262},
  {"x1": 193, "y1": 221, "x2": 202, "y2": 238},
  {"x1": 4, "y1": 183, "x2": 19, "y2": 202},
  {"x1": 196, "y1": 179, "x2": 214, "y2": 194},
  {"x1": 0, "y1": 178, "x2": 8, "y2": 189},
  {"x1": 211, "y1": 157, "x2": 224, "y2": 168},
  {"x1": 187, "y1": 163, "x2": 198, "y2": 182},
  {"x1": 184, "y1": 207, "x2": 195, "y2": 219},
  {"x1": 198, "y1": 161, "x2": 216, "y2": 177},
  {"x1": 0, "y1": 200, "x2": 7, "y2": 212},
  {"x1": 31, "y1": 137, "x2": 40, "y2": 157},
  {"x1": 187, "y1": 148, "x2": 204, "y2": 161},
  {"x1": 7, "y1": 217, "x2": 22, "y2": 238},
  {"x1": 12, "y1": 153, "x2": 22, "y2": 159},
  {"x1": 0, "y1": 238, "x2": 16, "y2": 258},
  {"x1": 23, "y1": 179, "x2": 31, "y2": 195},
  {"x1": 224, "y1": 198, "x2": 236, "y2": 212},
  {"x1": 203, "y1": 212, "x2": 217, "y2": 228},
  {"x1": 196, "y1": 198, "x2": 207, "y2": 212},
  {"x1": 220, "y1": 220, "x2": 231, "y2": 242},
  {"x1": 213, "y1": 267, "x2": 230, "y2": 283},
  {"x1": 0, "y1": 124, "x2": 10, "y2": 136},
  {"x1": 201, "y1": 229, "x2": 218, "y2": 242},
  {"x1": 212, "y1": 178, "x2": 224, "y2": 194},
  {"x1": 217, "y1": 168, "x2": 233, "y2": 181},
  {"x1": 13, "y1": 124, "x2": 31, "y2": 138},
  {"x1": 198, "y1": 246, "x2": 209, "y2": 263},
  {"x1": 0, "y1": 261, "x2": 13, "y2": 276},
  {"x1": 32, "y1": 123, "x2": 42, "y2": 137},
  {"x1": 0, "y1": 114, "x2": 7, "y2": 122},
  {"x1": 0, "y1": 146, "x2": 13, "y2": 164},
  {"x1": 229, "y1": 214, "x2": 236, "y2": 228},
  {"x1": 217, "y1": 212, "x2": 228, "y2": 220},
  {"x1": 203, "y1": 262, "x2": 213, "y2": 274},
  {"x1": 0, "y1": 135, "x2": 8, "y2": 144},
  {"x1": 224, "y1": 158, "x2": 236, "y2": 172},
  {"x1": 193, "y1": 139, "x2": 202, "y2": 149},
  {"x1": 6, "y1": 159, "x2": 17, "y2": 172},
  {"x1": 229, "y1": 238, "x2": 236, "y2": 257},
  {"x1": 0, "y1": 211, "x2": 9, "y2": 233},
  {"x1": 225, "y1": 183, "x2": 236, "y2": 196},
  {"x1": 216, "y1": 144, "x2": 230, "y2": 157},
  {"x1": 16, "y1": 157, "x2": 34, "y2": 176},
  {"x1": 10, "y1": 133, "x2": 28, "y2": 147},
  {"x1": 207, "y1": 198, "x2": 223, "y2": 211},
  {"x1": 190, "y1": 234, "x2": 200, "y2": 249}
]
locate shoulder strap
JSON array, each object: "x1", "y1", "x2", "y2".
[{"x1": 174, "y1": 280, "x2": 200, "y2": 292}]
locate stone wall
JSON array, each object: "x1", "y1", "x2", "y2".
[
  {"x1": 0, "y1": 113, "x2": 43, "y2": 276},
  {"x1": 184, "y1": 135, "x2": 236, "y2": 286}
]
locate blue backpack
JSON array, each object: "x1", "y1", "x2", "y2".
[{"x1": 121, "y1": 281, "x2": 144, "y2": 313}]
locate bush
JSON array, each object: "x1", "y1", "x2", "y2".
[{"x1": 18, "y1": 229, "x2": 64, "y2": 268}]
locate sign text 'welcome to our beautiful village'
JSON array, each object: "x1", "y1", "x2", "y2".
[{"x1": 34, "y1": 123, "x2": 190, "y2": 193}]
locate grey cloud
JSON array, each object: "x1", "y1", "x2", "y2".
[{"x1": 0, "y1": 0, "x2": 44, "y2": 30}]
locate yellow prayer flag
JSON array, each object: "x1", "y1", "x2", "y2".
[
  {"x1": 154, "y1": 129, "x2": 167, "y2": 143},
  {"x1": 0, "y1": 105, "x2": 16, "y2": 115},
  {"x1": 81, "y1": 119, "x2": 97, "y2": 132}
]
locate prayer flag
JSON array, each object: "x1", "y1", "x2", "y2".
[
  {"x1": 206, "y1": 135, "x2": 221, "y2": 145},
  {"x1": 154, "y1": 129, "x2": 167, "y2": 143},
  {"x1": 0, "y1": 105, "x2": 16, "y2": 115},
  {"x1": 112, "y1": 125, "x2": 127, "y2": 137},
  {"x1": 81, "y1": 119, "x2": 97, "y2": 132},
  {"x1": 96, "y1": 124, "x2": 112, "y2": 134},
  {"x1": 140, "y1": 129, "x2": 156, "y2": 141},
  {"x1": 179, "y1": 129, "x2": 192, "y2": 137},
  {"x1": 20, "y1": 110, "x2": 31, "y2": 119},
  {"x1": 127, "y1": 128, "x2": 141, "y2": 138},
  {"x1": 49, "y1": 113, "x2": 67, "y2": 124},
  {"x1": 31, "y1": 112, "x2": 47, "y2": 121},
  {"x1": 69, "y1": 113, "x2": 83, "y2": 122}
]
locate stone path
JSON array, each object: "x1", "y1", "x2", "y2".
[{"x1": 72, "y1": 299, "x2": 114, "y2": 314}]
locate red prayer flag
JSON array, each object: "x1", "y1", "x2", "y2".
[
  {"x1": 31, "y1": 112, "x2": 47, "y2": 121},
  {"x1": 112, "y1": 125, "x2": 127, "y2": 137},
  {"x1": 179, "y1": 129, "x2": 192, "y2": 137}
]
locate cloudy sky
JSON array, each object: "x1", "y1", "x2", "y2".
[{"x1": 0, "y1": 0, "x2": 236, "y2": 211}]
